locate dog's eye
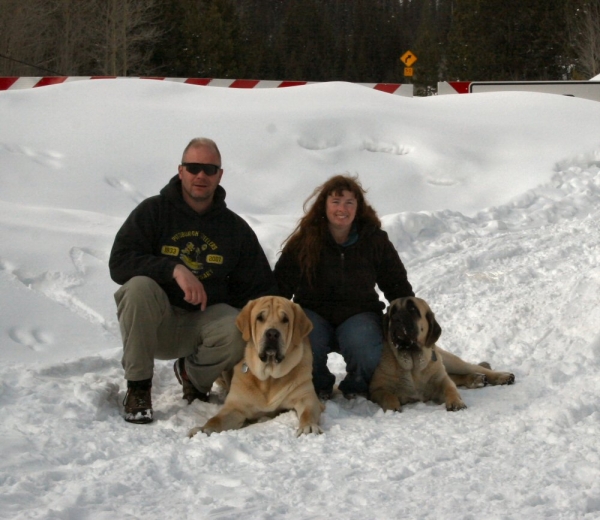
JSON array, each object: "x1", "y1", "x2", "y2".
[
  {"x1": 256, "y1": 313, "x2": 265, "y2": 323},
  {"x1": 281, "y1": 314, "x2": 289, "y2": 324},
  {"x1": 407, "y1": 302, "x2": 420, "y2": 317}
]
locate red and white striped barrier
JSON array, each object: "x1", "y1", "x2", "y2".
[
  {"x1": 0, "y1": 76, "x2": 413, "y2": 96},
  {"x1": 436, "y1": 81, "x2": 472, "y2": 94}
]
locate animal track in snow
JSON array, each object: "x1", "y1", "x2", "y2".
[
  {"x1": 363, "y1": 140, "x2": 413, "y2": 156},
  {"x1": 297, "y1": 136, "x2": 341, "y2": 151},
  {"x1": 8, "y1": 327, "x2": 54, "y2": 351},
  {"x1": 69, "y1": 247, "x2": 108, "y2": 275},
  {"x1": 12, "y1": 268, "x2": 107, "y2": 327},
  {"x1": 105, "y1": 176, "x2": 146, "y2": 204},
  {"x1": 1, "y1": 143, "x2": 64, "y2": 169},
  {"x1": 424, "y1": 176, "x2": 460, "y2": 187},
  {"x1": 2, "y1": 251, "x2": 113, "y2": 335},
  {"x1": 296, "y1": 136, "x2": 413, "y2": 156},
  {"x1": 0, "y1": 258, "x2": 16, "y2": 273}
]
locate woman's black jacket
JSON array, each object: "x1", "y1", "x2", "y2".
[{"x1": 274, "y1": 223, "x2": 414, "y2": 326}]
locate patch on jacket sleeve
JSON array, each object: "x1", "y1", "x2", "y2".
[
  {"x1": 161, "y1": 246, "x2": 179, "y2": 256},
  {"x1": 206, "y1": 255, "x2": 224, "y2": 265}
]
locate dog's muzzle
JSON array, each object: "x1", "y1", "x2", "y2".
[
  {"x1": 389, "y1": 312, "x2": 420, "y2": 351},
  {"x1": 259, "y1": 328, "x2": 285, "y2": 363}
]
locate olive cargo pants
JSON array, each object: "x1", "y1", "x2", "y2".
[{"x1": 114, "y1": 276, "x2": 245, "y2": 393}]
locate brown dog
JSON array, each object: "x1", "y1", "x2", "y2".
[
  {"x1": 370, "y1": 297, "x2": 515, "y2": 412},
  {"x1": 189, "y1": 296, "x2": 323, "y2": 437}
]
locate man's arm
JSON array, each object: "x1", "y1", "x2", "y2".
[
  {"x1": 227, "y1": 220, "x2": 278, "y2": 308},
  {"x1": 273, "y1": 249, "x2": 299, "y2": 300},
  {"x1": 109, "y1": 200, "x2": 178, "y2": 286},
  {"x1": 173, "y1": 264, "x2": 208, "y2": 310}
]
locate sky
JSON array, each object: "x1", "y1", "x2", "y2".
[{"x1": 1, "y1": 78, "x2": 600, "y2": 519}]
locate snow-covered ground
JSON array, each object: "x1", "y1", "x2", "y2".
[{"x1": 1, "y1": 79, "x2": 600, "y2": 519}]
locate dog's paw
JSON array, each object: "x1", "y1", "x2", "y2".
[
  {"x1": 499, "y1": 372, "x2": 515, "y2": 385},
  {"x1": 383, "y1": 405, "x2": 402, "y2": 413},
  {"x1": 370, "y1": 391, "x2": 402, "y2": 412},
  {"x1": 296, "y1": 423, "x2": 323, "y2": 436},
  {"x1": 488, "y1": 372, "x2": 515, "y2": 385},
  {"x1": 188, "y1": 426, "x2": 204, "y2": 438},
  {"x1": 446, "y1": 399, "x2": 467, "y2": 412},
  {"x1": 463, "y1": 373, "x2": 488, "y2": 389}
]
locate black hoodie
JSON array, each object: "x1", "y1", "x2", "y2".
[{"x1": 109, "y1": 175, "x2": 277, "y2": 311}]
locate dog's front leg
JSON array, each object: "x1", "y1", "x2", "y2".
[
  {"x1": 188, "y1": 408, "x2": 248, "y2": 438},
  {"x1": 294, "y1": 397, "x2": 323, "y2": 436},
  {"x1": 369, "y1": 387, "x2": 402, "y2": 412},
  {"x1": 440, "y1": 377, "x2": 467, "y2": 411}
]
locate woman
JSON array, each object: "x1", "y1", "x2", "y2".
[{"x1": 274, "y1": 175, "x2": 414, "y2": 400}]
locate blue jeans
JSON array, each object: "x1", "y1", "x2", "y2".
[{"x1": 303, "y1": 309, "x2": 383, "y2": 396}]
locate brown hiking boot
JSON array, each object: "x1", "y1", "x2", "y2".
[
  {"x1": 174, "y1": 358, "x2": 210, "y2": 404},
  {"x1": 123, "y1": 381, "x2": 153, "y2": 424}
]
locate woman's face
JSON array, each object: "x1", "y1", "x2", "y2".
[{"x1": 325, "y1": 190, "x2": 357, "y2": 234}]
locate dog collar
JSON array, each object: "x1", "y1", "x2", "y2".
[
  {"x1": 242, "y1": 363, "x2": 249, "y2": 373},
  {"x1": 431, "y1": 347, "x2": 437, "y2": 362}
]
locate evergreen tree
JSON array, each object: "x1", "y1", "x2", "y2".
[
  {"x1": 275, "y1": 0, "x2": 337, "y2": 81},
  {"x1": 149, "y1": 0, "x2": 188, "y2": 76},
  {"x1": 446, "y1": 0, "x2": 571, "y2": 81},
  {"x1": 150, "y1": 0, "x2": 246, "y2": 78},
  {"x1": 413, "y1": 0, "x2": 444, "y2": 94}
]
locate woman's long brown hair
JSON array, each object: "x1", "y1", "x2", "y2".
[{"x1": 281, "y1": 175, "x2": 381, "y2": 284}]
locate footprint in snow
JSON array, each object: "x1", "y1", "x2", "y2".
[
  {"x1": 8, "y1": 327, "x2": 54, "y2": 351},
  {"x1": 297, "y1": 136, "x2": 341, "y2": 151},
  {"x1": 1, "y1": 143, "x2": 64, "y2": 169},
  {"x1": 105, "y1": 176, "x2": 146, "y2": 204},
  {"x1": 363, "y1": 140, "x2": 413, "y2": 155}
]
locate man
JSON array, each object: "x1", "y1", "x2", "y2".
[{"x1": 109, "y1": 137, "x2": 277, "y2": 424}]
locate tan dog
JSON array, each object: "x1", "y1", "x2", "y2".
[
  {"x1": 189, "y1": 296, "x2": 323, "y2": 437},
  {"x1": 370, "y1": 297, "x2": 515, "y2": 412}
]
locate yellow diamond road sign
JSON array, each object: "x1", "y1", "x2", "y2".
[{"x1": 400, "y1": 51, "x2": 417, "y2": 67}]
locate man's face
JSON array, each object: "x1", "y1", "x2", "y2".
[{"x1": 178, "y1": 145, "x2": 223, "y2": 210}]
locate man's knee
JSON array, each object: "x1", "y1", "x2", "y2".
[
  {"x1": 115, "y1": 277, "x2": 171, "y2": 324},
  {"x1": 115, "y1": 276, "x2": 163, "y2": 306},
  {"x1": 199, "y1": 304, "x2": 246, "y2": 359}
]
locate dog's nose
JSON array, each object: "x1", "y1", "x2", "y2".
[
  {"x1": 265, "y1": 328, "x2": 280, "y2": 342},
  {"x1": 260, "y1": 328, "x2": 283, "y2": 363}
]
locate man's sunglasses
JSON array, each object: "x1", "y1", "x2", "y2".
[{"x1": 181, "y1": 163, "x2": 221, "y2": 176}]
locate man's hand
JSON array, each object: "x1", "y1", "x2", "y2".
[{"x1": 173, "y1": 264, "x2": 208, "y2": 310}]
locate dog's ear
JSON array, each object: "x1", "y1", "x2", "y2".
[
  {"x1": 425, "y1": 310, "x2": 442, "y2": 346},
  {"x1": 291, "y1": 302, "x2": 313, "y2": 345},
  {"x1": 236, "y1": 299, "x2": 256, "y2": 342}
]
